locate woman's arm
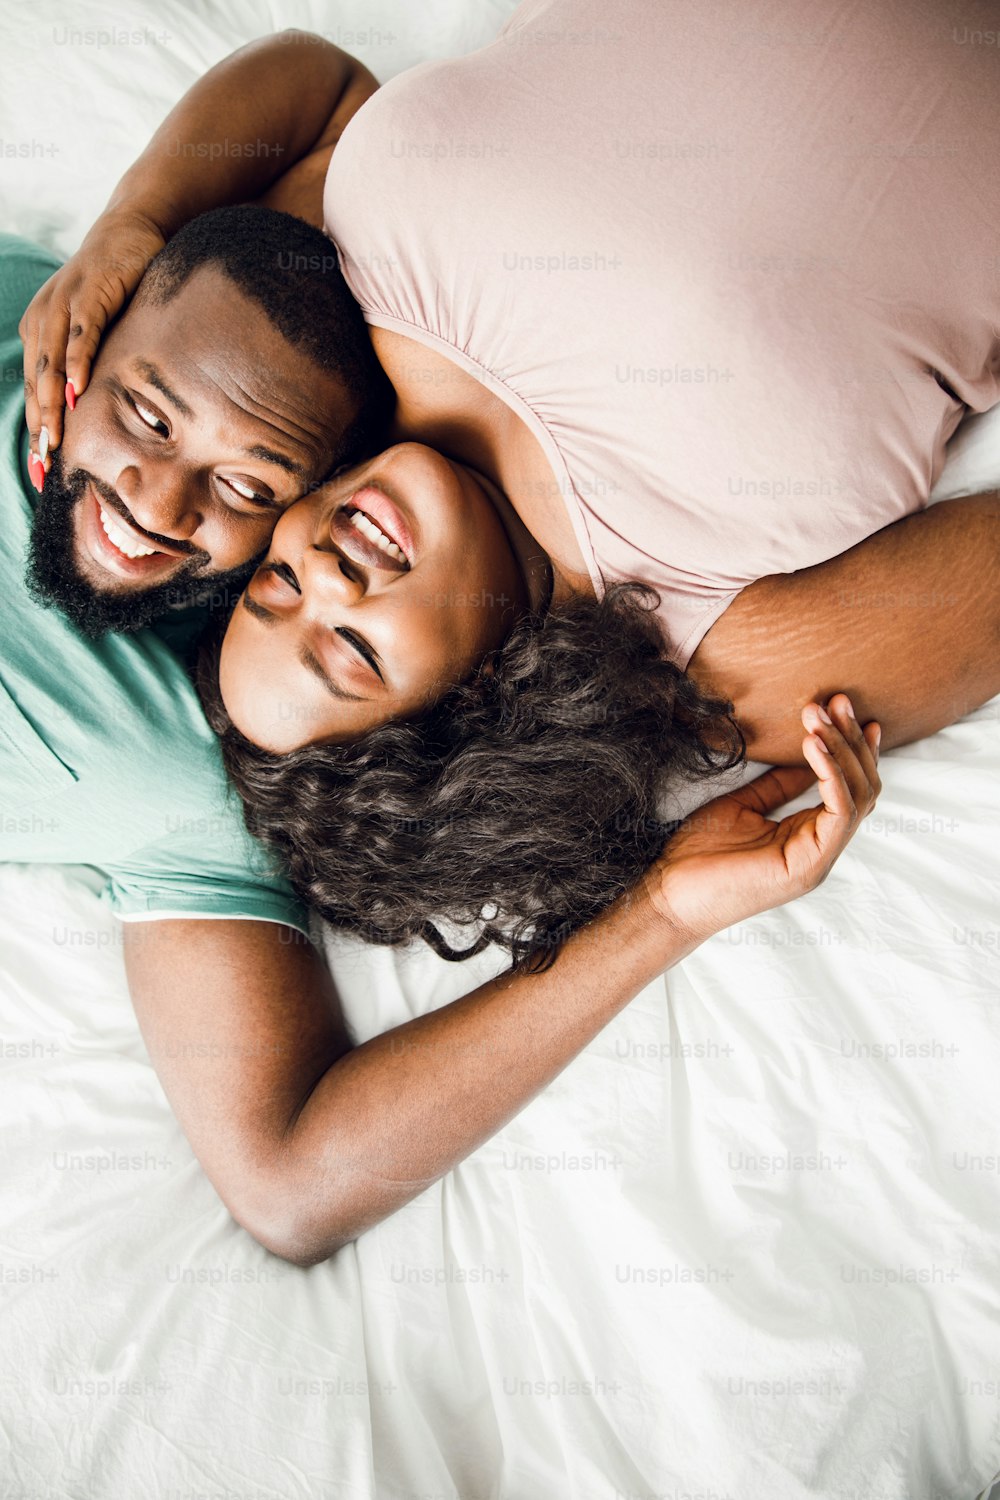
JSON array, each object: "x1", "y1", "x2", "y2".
[
  {"x1": 690, "y1": 493, "x2": 1000, "y2": 765},
  {"x1": 123, "y1": 700, "x2": 880, "y2": 1265},
  {"x1": 107, "y1": 30, "x2": 377, "y2": 235},
  {"x1": 20, "y1": 31, "x2": 377, "y2": 458}
]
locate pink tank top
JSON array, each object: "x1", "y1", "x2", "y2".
[{"x1": 325, "y1": 0, "x2": 1000, "y2": 667}]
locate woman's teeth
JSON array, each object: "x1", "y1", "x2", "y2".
[
  {"x1": 99, "y1": 503, "x2": 157, "y2": 559},
  {"x1": 347, "y1": 507, "x2": 408, "y2": 564}
]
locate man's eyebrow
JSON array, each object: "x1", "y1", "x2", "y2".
[
  {"x1": 242, "y1": 443, "x2": 308, "y2": 478},
  {"x1": 239, "y1": 594, "x2": 368, "y2": 703},
  {"x1": 134, "y1": 360, "x2": 308, "y2": 477},
  {"x1": 134, "y1": 359, "x2": 194, "y2": 419}
]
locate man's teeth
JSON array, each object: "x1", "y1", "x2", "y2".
[
  {"x1": 99, "y1": 504, "x2": 157, "y2": 559},
  {"x1": 348, "y1": 508, "x2": 407, "y2": 563}
]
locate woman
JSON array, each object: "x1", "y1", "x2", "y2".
[{"x1": 196, "y1": 425, "x2": 995, "y2": 968}]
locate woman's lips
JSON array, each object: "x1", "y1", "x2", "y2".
[
  {"x1": 330, "y1": 507, "x2": 410, "y2": 574},
  {"x1": 346, "y1": 485, "x2": 415, "y2": 564}
]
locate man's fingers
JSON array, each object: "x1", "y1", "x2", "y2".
[
  {"x1": 728, "y1": 763, "x2": 816, "y2": 817},
  {"x1": 828, "y1": 692, "x2": 881, "y2": 794},
  {"x1": 801, "y1": 700, "x2": 872, "y2": 813}
]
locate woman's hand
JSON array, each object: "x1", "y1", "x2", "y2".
[
  {"x1": 18, "y1": 208, "x2": 166, "y2": 478},
  {"x1": 645, "y1": 693, "x2": 881, "y2": 945}
]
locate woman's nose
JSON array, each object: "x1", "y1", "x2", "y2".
[{"x1": 301, "y1": 543, "x2": 367, "y2": 605}]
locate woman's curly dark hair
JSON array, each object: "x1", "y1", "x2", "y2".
[{"x1": 198, "y1": 582, "x2": 745, "y2": 974}]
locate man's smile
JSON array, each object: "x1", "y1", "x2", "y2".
[{"x1": 80, "y1": 486, "x2": 192, "y2": 584}]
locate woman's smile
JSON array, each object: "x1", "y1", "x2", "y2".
[{"x1": 338, "y1": 484, "x2": 414, "y2": 567}]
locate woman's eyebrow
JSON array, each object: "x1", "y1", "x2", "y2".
[
  {"x1": 300, "y1": 646, "x2": 368, "y2": 703},
  {"x1": 240, "y1": 594, "x2": 367, "y2": 701},
  {"x1": 241, "y1": 592, "x2": 277, "y2": 625}
]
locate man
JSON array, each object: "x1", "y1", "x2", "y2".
[{"x1": 1, "y1": 209, "x2": 391, "y2": 928}]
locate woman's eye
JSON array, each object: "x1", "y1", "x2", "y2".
[
  {"x1": 131, "y1": 398, "x2": 168, "y2": 437},
  {"x1": 336, "y1": 627, "x2": 383, "y2": 679}
]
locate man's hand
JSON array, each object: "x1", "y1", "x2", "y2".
[{"x1": 646, "y1": 693, "x2": 880, "y2": 944}]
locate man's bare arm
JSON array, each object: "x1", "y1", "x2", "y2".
[
  {"x1": 123, "y1": 701, "x2": 880, "y2": 1266},
  {"x1": 690, "y1": 493, "x2": 1000, "y2": 765}
]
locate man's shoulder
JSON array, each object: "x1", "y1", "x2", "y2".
[{"x1": 0, "y1": 233, "x2": 62, "y2": 338}]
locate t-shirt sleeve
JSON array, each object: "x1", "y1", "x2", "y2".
[
  {"x1": 0, "y1": 234, "x2": 62, "y2": 334},
  {"x1": 100, "y1": 816, "x2": 311, "y2": 936}
]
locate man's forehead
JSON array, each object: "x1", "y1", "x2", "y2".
[
  {"x1": 114, "y1": 269, "x2": 352, "y2": 457},
  {"x1": 124, "y1": 267, "x2": 312, "y2": 386}
]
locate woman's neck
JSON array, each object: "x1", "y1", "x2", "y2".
[{"x1": 370, "y1": 326, "x2": 596, "y2": 610}]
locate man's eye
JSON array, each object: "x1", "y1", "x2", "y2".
[
  {"x1": 219, "y1": 476, "x2": 271, "y2": 506},
  {"x1": 130, "y1": 397, "x2": 169, "y2": 437}
]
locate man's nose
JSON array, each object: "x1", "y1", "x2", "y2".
[{"x1": 115, "y1": 458, "x2": 202, "y2": 543}]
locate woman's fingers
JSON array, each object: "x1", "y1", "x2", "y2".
[
  {"x1": 19, "y1": 270, "x2": 118, "y2": 478},
  {"x1": 18, "y1": 301, "x2": 45, "y2": 462},
  {"x1": 792, "y1": 697, "x2": 881, "y2": 875},
  {"x1": 29, "y1": 289, "x2": 107, "y2": 466},
  {"x1": 31, "y1": 300, "x2": 73, "y2": 458},
  {"x1": 727, "y1": 763, "x2": 816, "y2": 818},
  {"x1": 63, "y1": 295, "x2": 105, "y2": 405}
]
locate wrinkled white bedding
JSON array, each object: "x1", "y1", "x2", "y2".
[{"x1": 2, "y1": 4, "x2": 999, "y2": 1498}]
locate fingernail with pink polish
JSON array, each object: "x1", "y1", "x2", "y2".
[
  {"x1": 65, "y1": 380, "x2": 77, "y2": 411},
  {"x1": 27, "y1": 453, "x2": 44, "y2": 493}
]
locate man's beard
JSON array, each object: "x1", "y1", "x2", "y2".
[{"x1": 25, "y1": 452, "x2": 259, "y2": 637}]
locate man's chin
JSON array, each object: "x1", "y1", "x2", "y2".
[{"x1": 25, "y1": 473, "x2": 253, "y2": 637}]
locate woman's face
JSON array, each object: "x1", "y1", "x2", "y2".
[{"x1": 219, "y1": 443, "x2": 530, "y2": 750}]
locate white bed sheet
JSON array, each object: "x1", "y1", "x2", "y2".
[{"x1": 1, "y1": 3, "x2": 999, "y2": 1498}]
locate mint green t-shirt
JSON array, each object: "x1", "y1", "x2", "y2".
[{"x1": 0, "y1": 234, "x2": 309, "y2": 934}]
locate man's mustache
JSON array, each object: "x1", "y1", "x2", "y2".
[{"x1": 81, "y1": 469, "x2": 205, "y2": 563}]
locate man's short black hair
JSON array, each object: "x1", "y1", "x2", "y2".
[{"x1": 135, "y1": 204, "x2": 393, "y2": 462}]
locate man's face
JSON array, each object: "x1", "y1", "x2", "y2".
[{"x1": 27, "y1": 265, "x2": 359, "y2": 634}]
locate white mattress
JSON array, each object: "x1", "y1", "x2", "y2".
[{"x1": 2, "y1": 4, "x2": 999, "y2": 1498}]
